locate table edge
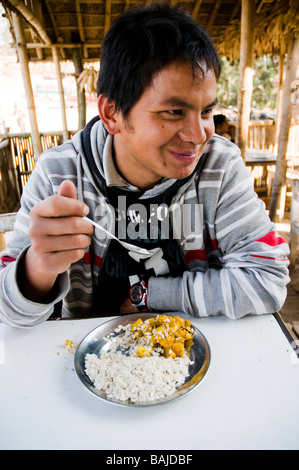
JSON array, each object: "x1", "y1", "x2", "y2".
[{"x1": 273, "y1": 312, "x2": 299, "y2": 357}]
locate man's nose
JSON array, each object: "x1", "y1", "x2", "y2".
[{"x1": 177, "y1": 117, "x2": 207, "y2": 144}]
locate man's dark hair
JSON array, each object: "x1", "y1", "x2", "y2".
[
  {"x1": 97, "y1": 2, "x2": 221, "y2": 117},
  {"x1": 213, "y1": 114, "x2": 228, "y2": 128}
]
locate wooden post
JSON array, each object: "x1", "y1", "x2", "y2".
[
  {"x1": 235, "y1": 0, "x2": 255, "y2": 160},
  {"x1": 269, "y1": 36, "x2": 299, "y2": 222},
  {"x1": 274, "y1": 53, "x2": 285, "y2": 151},
  {"x1": 73, "y1": 48, "x2": 86, "y2": 130},
  {"x1": 12, "y1": 12, "x2": 42, "y2": 160},
  {"x1": 52, "y1": 47, "x2": 69, "y2": 142}
]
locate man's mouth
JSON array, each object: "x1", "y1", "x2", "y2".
[{"x1": 168, "y1": 149, "x2": 197, "y2": 161}]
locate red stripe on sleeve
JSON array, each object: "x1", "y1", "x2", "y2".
[
  {"x1": 0, "y1": 256, "x2": 16, "y2": 263},
  {"x1": 256, "y1": 231, "x2": 286, "y2": 247},
  {"x1": 185, "y1": 249, "x2": 207, "y2": 264}
]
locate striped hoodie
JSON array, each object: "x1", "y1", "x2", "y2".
[{"x1": 0, "y1": 119, "x2": 290, "y2": 327}]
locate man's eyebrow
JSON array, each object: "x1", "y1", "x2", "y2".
[
  {"x1": 159, "y1": 97, "x2": 218, "y2": 109},
  {"x1": 160, "y1": 97, "x2": 195, "y2": 109},
  {"x1": 206, "y1": 98, "x2": 218, "y2": 109}
]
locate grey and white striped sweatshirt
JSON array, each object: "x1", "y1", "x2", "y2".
[{"x1": 0, "y1": 119, "x2": 290, "y2": 327}]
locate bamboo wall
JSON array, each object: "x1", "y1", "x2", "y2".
[
  {"x1": 0, "y1": 130, "x2": 75, "y2": 214},
  {"x1": 0, "y1": 140, "x2": 20, "y2": 213}
]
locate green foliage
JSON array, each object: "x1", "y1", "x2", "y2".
[
  {"x1": 217, "y1": 58, "x2": 239, "y2": 108},
  {"x1": 217, "y1": 56, "x2": 280, "y2": 111},
  {"x1": 252, "y1": 56, "x2": 279, "y2": 110}
]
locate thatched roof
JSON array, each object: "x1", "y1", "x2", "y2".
[
  {"x1": 218, "y1": 0, "x2": 299, "y2": 59},
  {"x1": 1, "y1": 0, "x2": 299, "y2": 62}
]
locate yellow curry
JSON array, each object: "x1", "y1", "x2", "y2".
[{"x1": 131, "y1": 315, "x2": 194, "y2": 359}]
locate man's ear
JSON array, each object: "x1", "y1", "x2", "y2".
[{"x1": 97, "y1": 95, "x2": 120, "y2": 134}]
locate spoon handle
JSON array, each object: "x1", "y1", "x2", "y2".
[
  {"x1": 83, "y1": 216, "x2": 151, "y2": 256},
  {"x1": 83, "y1": 216, "x2": 119, "y2": 242}
]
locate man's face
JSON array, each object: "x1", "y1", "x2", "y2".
[{"x1": 112, "y1": 61, "x2": 217, "y2": 189}]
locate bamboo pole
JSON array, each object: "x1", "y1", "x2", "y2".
[
  {"x1": 269, "y1": 36, "x2": 299, "y2": 222},
  {"x1": 52, "y1": 47, "x2": 69, "y2": 142},
  {"x1": 12, "y1": 12, "x2": 42, "y2": 160},
  {"x1": 274, "y1": 53, "x2": 284, "y2": 152},
  {"x1": 235, "y1": 0, "x2": 255, "y2": 160},
  {"x1": 73, "y1": 48, "x2": 86, "y2": 130},
  {"x1": 104, "y1": 0, "x2": 112, "y2": 35},
  {"x1": 192, "y1": 0, "x2": 203, "y2": 18},
  {"x1": 7, "y1": 0, "x2": 52, "y2": 46}
]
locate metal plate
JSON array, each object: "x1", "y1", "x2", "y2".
[{"x1": 74, "y1": 313, "x2": 211, "y2": 407}]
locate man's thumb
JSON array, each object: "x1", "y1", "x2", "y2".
[{"x1": 58, "y1": 180, "x2": 77, "y2": 199}]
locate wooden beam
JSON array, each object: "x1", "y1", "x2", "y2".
[
  {"x1": 256, "y1": 0, "x2": 266, "y2": 13},
  {"x1": 7, "y1": 0, "x2": 52, "y2": 45},
  {"x1": 26, "y1": 42, "x2": 102, "y2": 49},
  {"x1": 30, "y1": 28, "x2": 43, "y2": 60},
  {"x1": 192, "y1": 0, "x2": 203, "y2": 19},
  {"x1": 75, "y1": 0, "x2": 85, "y2": 43},
  {"x1": 235, "y1": 0, "x2": 255, "y2": 160},
  {"x1": 44, "y1": 0, "x2": 66, "y2": 59},
  {"x1": 104, "y1": 0, "x2": 111, "y2": 35},
  {"x1": 30, "y1": 0, "x2": 44, "y2": 60},
  {"x1": 75, "y1": 0, "x2": 88, "y2": 59},
  {"x1": 230, "y1": 0, "x2": 241, "y2": 21},
  {"x1": 269, "y1": 36, "x2": 299, "y2": 222},
  {"x1": 52, "y1": 47, "x2": 69, "y2": 142},
  {"x1": 73, "y1": 48, "x2": 86, "y2": 130},
  {"x1": 124, "y1": 0, "x2": 131, "y2": 11},
  {"x1": 206, "y1": 0, "x2": 222, "y2": 32},
  {"x1": 274, "y1": 53, "x2": 284, "y2": 149},
  {"x1": 12, "y1": 12, "x2": 42, "y2": 160}
]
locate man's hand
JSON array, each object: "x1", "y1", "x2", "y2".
[
  {"x1": 119, "y1": 298, "x2": 139, "y2": 314},
  {"x1": 21, "y1": 180, "x2": 94, "y2": 301}
]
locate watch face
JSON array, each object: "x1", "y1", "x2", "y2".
[{"x1": 130, "y1": 285, "x2": 142, "y2": 304}]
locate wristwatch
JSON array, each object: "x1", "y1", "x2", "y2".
[{"x1": 129, "y1": 277, "x2": 148, "y2": 312}]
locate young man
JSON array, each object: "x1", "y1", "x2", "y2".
[
  {"x1": 213, "y1": 114, "x2": 232, "y2": 141},
  {"x1": 0, "y1": 3, "x2": 289, "y2": 327}
]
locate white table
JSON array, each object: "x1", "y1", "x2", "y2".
[{"x1": 1, "y1": 313, "x2": 299, "y2": 450}]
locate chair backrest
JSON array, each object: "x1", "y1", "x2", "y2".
[{"x1": 0, "y1": 212, "x2": 17, "y2": 251}]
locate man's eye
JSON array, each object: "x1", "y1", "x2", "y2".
[
  {"x1": 202, "y1": 108, "x2": 215, "y2": 116},
  {"x1": 165, "y1": 109, "x2": 183, "y2": 116}
]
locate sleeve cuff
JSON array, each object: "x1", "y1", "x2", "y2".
[
  {"x1": 147, "y1": 276, "x2": 185, "y2": 312},
  {"x1": 1, "y1": 246, "x2": 69, "y2": 326}
]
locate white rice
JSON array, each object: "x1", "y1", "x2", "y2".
[{"x1": 84, "y1": 324, "x2": 192, "y2": 402}]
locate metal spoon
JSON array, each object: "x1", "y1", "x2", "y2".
[{"x1": 83, "y1": 216, "x2": 152, "y2": 256}]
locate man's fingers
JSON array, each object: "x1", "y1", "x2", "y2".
[
  {"x1": 30, "y1": 184, "x2": 89, "y2": 218},
  {"x1": 32, "y1": 233, "x2": 92, "y2": 253},
  {"x1": 58, "y1": 180, "x2": 78, "y2": 199},
  {"x1": 31, "y1": 247, "x2": 87, "y2": 275},
  {"x1": 30, "y1": 196, "x2": 87, "y2": 218},
  {"x1": 30, "y1": 215, "x2": 94, "y2": 237},
  {"x1": 27, "y1": 180, "x2": 92, "y2": 279}
]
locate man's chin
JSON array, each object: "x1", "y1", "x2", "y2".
[{"x1": 168, "y1": 162, "x2": 200, "y2": 181}]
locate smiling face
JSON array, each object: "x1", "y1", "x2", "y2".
[{"x1": 99, "y1": 61, "x2": 217, "y2": 189}]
